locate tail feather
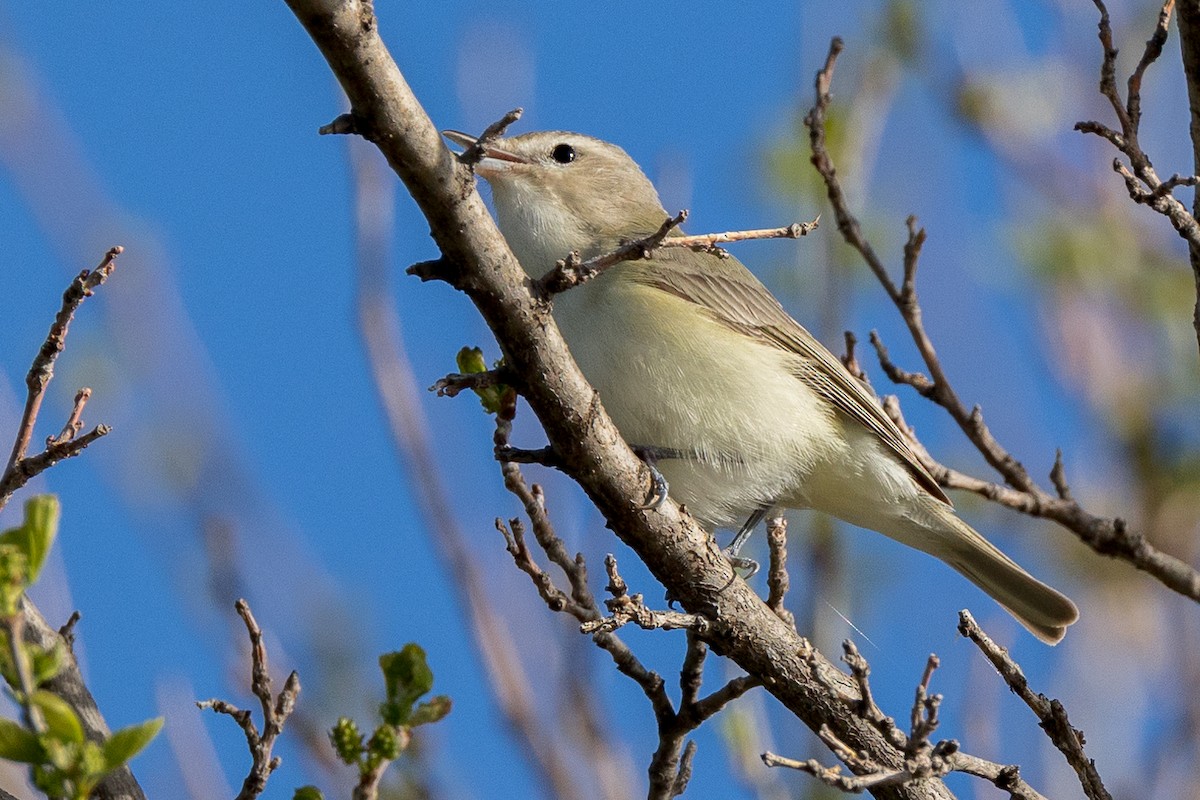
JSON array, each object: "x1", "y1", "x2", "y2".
[
  {"x1": 931, "y1": 510, "x2": 1078, "y2": 644},
  {"x1": 867, "y1": 499, "x2": 1079, "y2": 644}
]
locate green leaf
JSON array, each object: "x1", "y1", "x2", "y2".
[
  {"x1": 31, "y1": 691, "x2": 84, "y2": 744},
  {"x1": 455, "y1": 346, "x2": 488, "y2": 376},
  {"x1": 293, "y1": 787, "x2": 325, "y2": 800},
  {"x1": 379, "y1": 644, "x2": 433, "y2": 712},
  {"x1": 20, "y1": 496, "x2": 58, "y2": 581},
  {"x1": 0, "y1": 496, "x2": 60, "y2": 584},
  {"x1": 0, "y1": 547, "x2": 28, "y2": 617},
  {"x1": 0, "y1": 717, "x2": 45, "y2": 763},
  {"x1": 102, "y1": 717, "x2": 163, "y2": 768},
  {"x1": 408, "y1": 695, "x2": 451, "y2": 727},
  {"x1": 329, "y1": 717, "x2": 363, "y2": 764},
  {"x1": 454, "y1": 347, "x2": 510, "y2": 414},
  {"x1": 31, "y1": 640, "x2": 66, "y2": 686}
]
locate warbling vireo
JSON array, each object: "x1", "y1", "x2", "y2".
[{"x1": 444, "y1": 128, "x2": 1079, "y2": 644}]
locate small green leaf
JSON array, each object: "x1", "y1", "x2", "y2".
[
  {"x1": 31, "y1": 690, "x2": 84, "y2": 743},
  {"x1": 408, "y1": 695, "x2": 451, "y2": 727},
  {"x1": 329, "y1": 717, "x2": 363, "y2": 764},
  {"x1": 20, "y1": 496, "x2": 58, "y2": 581},
  {"x1": 0, "y1": 717, "x2": 45, "y2": 763},
  {"x1": 455, "y1": 346, "x2": 488, "y2": 376},
  {"x1": 31, "y1": 641, "x2": 66, "y2": 687},
  {"x1": 293, "y1": 787, "x2": 325, "y2": 800},
  {"x1": 102, "y1": 717, "x2": 163, "y2": 768},
  {"x1": 379, "y1": 644, "x2": 433, "y2": 713},
  {"x1": 366, "y1": 724, "x2": 400, "y2": 761},
  {"x1": 0, "y1": 497, "x2": 60, "y2": 585},
  {"x1": 454, "y1": 347, "x2": 510, "y2": 414}
]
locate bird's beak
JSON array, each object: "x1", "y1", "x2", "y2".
[{"x1": 442, "y1": 130, "x2": 527, "y2": 177}]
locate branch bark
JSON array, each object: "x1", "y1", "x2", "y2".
[
  {"x1": 282, "y1": 1, "x2": 955, "y2": 797},
  {"x1": 1175, "y1": 1, "x2": 1200, "y2": 350}
]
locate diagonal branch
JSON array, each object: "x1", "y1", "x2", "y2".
[
  {"x1": 283, "y1": 3, "x2": 958, "y2": 797},
  {"x1": 959, "y1": 612, "x2": 1112, "y2": 800}
]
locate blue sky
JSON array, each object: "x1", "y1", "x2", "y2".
[{"x1": 0, "y1": 1, "x2": 1188, "y2": 798}]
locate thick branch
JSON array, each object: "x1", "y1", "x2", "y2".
[
  {"x1": 281, "y1": 4, "x2": 958, "y2": 795},
  {"x1": 1179, "y1": 0, "x2": 1200, "y2": 351},
  {"x1": 21, "y1": 600, "x2": 146, "y2": 800}
]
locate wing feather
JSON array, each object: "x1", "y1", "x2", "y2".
[{"x1": 632, "y1": 249, "x2": 951, "y2": 506}]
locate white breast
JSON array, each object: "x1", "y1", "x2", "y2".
[{"x1": 552, "y1": 270, "x2": 844, "y2": 529}]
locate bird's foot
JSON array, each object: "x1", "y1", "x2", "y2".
[
  {"x1": 631, "y1": 446, "x2": 686, "y2": 511},
  {"x1": 724, "y1": 552, "x2": 760, "y2": 579}
]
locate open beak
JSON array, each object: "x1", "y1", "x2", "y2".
[
  {"x1": 442, "y1": 130, "x2": 527, "y2": 175},
  {"x1": 441, "y1": 130, "x2": 525, "y2": 165}
]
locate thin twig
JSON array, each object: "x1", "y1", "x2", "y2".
[
  {"x1": 958, "y1": 611, "x2": 1112, "y2": 800},
  {"x1": 537, "y1": 212, "x2": 688, "y2": 296},
  {"x1": 804, "y1": 36, "x2": 1200, "y2": 604},
  {"x1": 767, "y1": 640, "x2": 1052, "y2": 799},
  {"x1": 456, "y1": 108, "x2": 524, "y2": 167},
  {"x1": 0, "y1": 248, "x2": 120, "y2": 514},
  {"x1": 46, "y1": 388, "x2": 91, "y2": 447},
  {"x1": 197, "y1": 600, "x2": 299, "y2": 800},
  {"x1": 764, "y1": 517, "x2": 794, "y2": 627},
  {"x1": 660, "y1": 218, "x2": 819, "y2": 251},
  {"x1": 495, "y1": 410, "x2": 758, "y2": 800},
  {"x1": 581, "y1": 556, "x2": 710, "y2": 635},
  {"x1": 429, "y1": 368, "x2": 510, "y2": 399},
  {"x1": 1077, "y1": 1, "x2": 1200, "y2": 356}
]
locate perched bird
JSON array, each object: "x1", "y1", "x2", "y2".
[{"x1": 443, "y1": 129, "x2": 1079, "y2": 644}]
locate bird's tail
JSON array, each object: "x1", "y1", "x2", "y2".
[{"x1": 888, "y1": 501, "x2": 1079, "y2": 644}]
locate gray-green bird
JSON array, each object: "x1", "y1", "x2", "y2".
[{"x1": 444, "y1": 129, "x2": 1079, "y2": 644}]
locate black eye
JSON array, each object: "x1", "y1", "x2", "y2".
[{"x1": 551, "y1": 143, "x2": 576, "y2": 164}]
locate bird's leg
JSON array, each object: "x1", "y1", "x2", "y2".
[
  {"x1": 631, "y1": 445, "x2": 687, "y2": 511},
  {"x1": 723, "y1": 506, "x2": 772, "y2": 578}
]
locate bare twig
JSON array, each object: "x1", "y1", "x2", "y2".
[
  {"x1": 455, "y1": 108, "x2": 525, "y2": 167},
  {"x1": 496, "y1": 412, "x2": 758, "y2": 800},
  {"x1": 803, "y1": 36, "x2": 1200, "y2": 604},
  {"x1": 0, "y1": 248, "x2": 120, "y2": 513},
  {"x1": 660, "y1": 218, "x2": 819, "y2": 251},
  {"x1": 582, "y1": 555, "x2": 711, "y2": 635},
  {"x1": 536, "y1": 211, "x2": 688, "y2": 296},
  {"x1": 958, "y1": 611, "x2": 1112, "y2": 800},
  {"x1": 46, "y1": 388, "x2": 91, "y2": 447},
  {"x1": 1076, "y1": 1, "x2": 1200, "y2": 355},
  {"x1": 197, "y1": 600, "x2": 300, "y2": 800},
  {"x1": 429, "y1": 368, "x2": 510, "y2": 399},
  {"x1": 764, "y1": 516, "x2": 794, "y2": 627},
  {"x1": 766, "y1": 640, "x2": 1052, "y2": 799}
]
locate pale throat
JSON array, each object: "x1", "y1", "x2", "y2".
[{"x1": 490, "y1": 180, "x2": 594, "y2": 276}]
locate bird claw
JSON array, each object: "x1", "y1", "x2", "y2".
[
  {"x1": 633, "y1": 447, "x2": 671, "y2": 510},
  {"x1": 724, "y1": 552, "x2": 760, "y2": 579}
]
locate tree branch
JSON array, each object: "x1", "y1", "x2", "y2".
[
  {"x1": 197, "y1": 600, "x2": 300, "y2": 800},
  {"x1": 0, "y1": 247, "x2": 120, "y2": 512},
  {"x1": 1077, "y1": 1, "x2": 1200, "y2": 355},
  {"x1": 805, "y1": 35, "x2": 1200, "y2": 605},
  {"x1": 958, "y1": 612, "x2": 1112, "y2": 800},
  {"x1": 764, "y1": 641, "x2": 1055, "y2": 800}
]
